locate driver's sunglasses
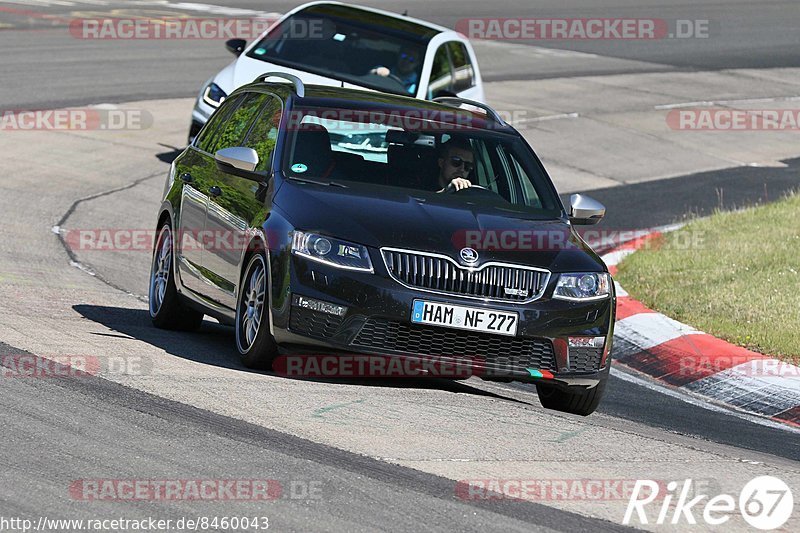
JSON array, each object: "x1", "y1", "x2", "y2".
[
  {"x1": 449, "y1": 156, "x2": 474, "y2": 172},
  {"x1": 399, "y1": 52, "x2": 417, "y2": 63}
]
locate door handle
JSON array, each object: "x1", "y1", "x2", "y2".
[
  {"x1": 180, "y1": 172, "x2": 193, "y2": 183},
  {"x1": 209, "y1": 186, "x2": 223, "y2": 198}
]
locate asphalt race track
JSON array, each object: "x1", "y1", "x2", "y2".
[
  {"x1": 3, "y1": 0, "x2": 800, "y2": 109},
  {"x1": 1, "y1": 1, "x2": 799, "y2": 531}
]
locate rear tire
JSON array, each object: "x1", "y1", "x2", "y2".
[
  {"x1": 236, "y1": 253, "x2": 278, "y2": 369},
  {"x1": 149, "y1": 222, "x2": 204, "y2": 331},
  {"x1": 536, "y1": 380, "x2": 607, "y2": 416}
]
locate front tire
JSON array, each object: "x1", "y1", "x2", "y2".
[
  {"x1": 236, "y1": 253, "x2": 278, "y2": 369},
  {"x1": 536, "y1": 380, "x2": 607, "y2": 416},
  {"x1": 149, "y1": 222, "x2": 204, "y2": 331}
]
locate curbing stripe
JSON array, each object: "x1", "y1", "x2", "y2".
[
  {"x1": 614, "y1": 296, "x2": 653, "y2": 321},
  {"x1": 600, "y1": 248, "x2": 636, "y2": 267},
  {"x1": 615, "y1": 312, "x2": 702, "y2": 350},
  {"x1": 604, "y1": 232, "x2": 800, "y2": 428},
  {"x1": 648, "y1": 334, "x2": 765, "y2": 386}
]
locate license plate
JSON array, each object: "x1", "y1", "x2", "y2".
[{"x1": 411, "y1": 300, "x2": 518, "y2": 336}]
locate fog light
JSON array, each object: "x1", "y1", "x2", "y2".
[
  {"x1": 292, "y1": 295, "x2": 347, "y2": 317},
  {"x1": 568, "y1": 336, "x2": 606, "y2": 348}
]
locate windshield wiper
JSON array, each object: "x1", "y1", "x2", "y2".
[{"x1": 287, "y1": 176, "x2": 348, "y2": 188}]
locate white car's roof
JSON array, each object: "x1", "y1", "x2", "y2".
[{"x1": 294, "y1": 1, "x2": 456, "y2": 37}]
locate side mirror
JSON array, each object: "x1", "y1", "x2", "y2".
[
  {"x1": 569, "y1": 194, "x2": 606, "y2": 225},
  {"x1": 215, "y1": 147, "x2": 261, "y2": 180},
  {"x1": 225, "y1": 39, "x2": 247, "y2": 56}
]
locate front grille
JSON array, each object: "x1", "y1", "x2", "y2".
[
  {"x1": 381, "y1": 248, "x2": 549, "y2": 302},
  {"x1": 352, "y1": 318, "x2": 556, "y2": 371},
  {"x1": 567, "y1": 347, "x2": 604, "y2": 373},
  {"x1": 289, "y1": 307, "x2": 344, "y2": 340}
]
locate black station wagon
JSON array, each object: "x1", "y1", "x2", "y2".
[{"x1": 150, "y1": 72, "x2": 615, "y2": 415}]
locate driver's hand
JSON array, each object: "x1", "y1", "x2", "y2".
[
  {"x1": 449, "y1": 178, "x2": 472, "y2": 191},
  {"x1": 371, "y1": 66, "x2": 390, "y2": 77}
]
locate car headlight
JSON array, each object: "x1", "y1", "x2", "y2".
[
  {"x1": 202, "y1": 83, "x2": 227, "y2": 108},
  {"x1": 553, "y1": 272, "x2": 611, "y2": 301},
  {"x1": 292, "y1": 231, "x2": 373, "y2": 272}
]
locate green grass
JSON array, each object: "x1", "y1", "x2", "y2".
[{"x1": 616, "y1": 193, "x2": 800, "y2": 363}]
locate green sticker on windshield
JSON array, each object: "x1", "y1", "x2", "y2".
[
  {"x1": 291, "y1": 163, "x2": 308, "y2": 173},
  {"x1": 254, "y1": 48, "x2": 266, "y2": 55}
]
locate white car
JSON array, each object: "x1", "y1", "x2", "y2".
[{"x1": 189, "y1": 1, "x2": 485, "y2": 141}]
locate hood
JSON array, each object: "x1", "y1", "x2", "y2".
[{"x1": 274, "y1": 181, "x2": 606, "y2": 272}]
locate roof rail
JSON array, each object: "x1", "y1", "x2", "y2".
[
  {"x1": 432, "y1": 97, "x2": 505, "y2": 125},
  {"x1": 253, "y1": 72, "x2": 305, "y2": 97}
]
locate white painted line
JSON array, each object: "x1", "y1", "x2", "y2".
[
  {"x1": 69, "y1": 260, "x2": 95, "y2": 276},
  {"x1": 476, "y1": 40, "x2": 599, "y2": 59},
  {"x1": 615, "y1": 312, "x2": 703, "y2": 350},
  {"x1": 656, "y1": 222, "x2": 686, "y2": 234},
  {"x1": 613, "y1": 282, "x2": 628, "y2": 297},
  {"x1": 159, "y1": 2, "x2": 280, "y2": 17},
  {"x1": 513, "y1": 112, "x2": 579, "y2": 125},
  {"x1": 601, "y1": 248, "x2": 636, "y2": 267},
  {"x1": 655, "y1": 95, "x2": 800, "y2": 110},
  {"x1": 0, "y1": 1, "x2": 82, "y2": 6}
]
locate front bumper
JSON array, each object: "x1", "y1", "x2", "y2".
[{"x1": 270, "y1": 252, "x2": 614, "y2": 388}]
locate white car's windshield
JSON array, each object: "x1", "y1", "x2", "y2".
[{"x1": 247, "y1": 5, "x2": 437, "y2": 96}]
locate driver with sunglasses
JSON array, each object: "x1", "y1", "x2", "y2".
[{"x1": 436, "y1": 137, "x2": 475, "y2": 192}]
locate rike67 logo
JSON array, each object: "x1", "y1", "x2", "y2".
[{"x1": 624, "y1": 476, "x2": 793, "y2": 529}]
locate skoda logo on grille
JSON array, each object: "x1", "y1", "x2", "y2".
[{"x1": 459, "y1": 247, "x2": 479, "y2": 264}]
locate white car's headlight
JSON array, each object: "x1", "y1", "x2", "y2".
[
  {"x1": 553, "y1": 272, "x2": 611, "y2": 301},
  {"x1": 292, "y1": 231, "x2": 373, "y2": 272},
  {"x1": 202, "y1": 83, "x2": 227, "y2": 108}
]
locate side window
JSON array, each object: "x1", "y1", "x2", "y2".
[
  {"x1": 462, "y1": 137, "x2": 512, "y2": 203},
  {"x1": 195, "y1": 94, "x2": 244, "y2": 153},
  {"x1": 208, "y1": 92, "x2": 266, "y2": 154},
  {"x1": 243, "y1": 95, "x2": 283, "y2": 173},
  {"x1": 447, "y1": 42, "x2": 475, "y2": 93},
  {"x1": 496, "y1": 146, "x2": 546, "y2": 209},
  {"x1": 427, "y1": 45, "x2": 453, "y2": 98},
  {"x1": 470, "y1": 138, "x2": 493, "y2": 188}
]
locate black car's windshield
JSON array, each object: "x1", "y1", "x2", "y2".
[
  {"x1": 247, "y1": 5, "x2": 435, "y2": 97},
  {"x1": 281, "y1": 105, "x2": 563, "y2": 216}
]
